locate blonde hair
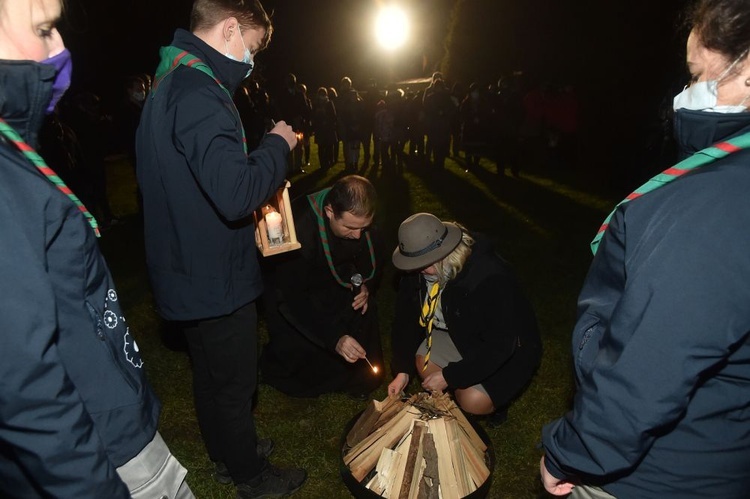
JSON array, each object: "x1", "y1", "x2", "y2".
[{"x1": 433, "y1": 222, "x2": 474, "y2": 285}]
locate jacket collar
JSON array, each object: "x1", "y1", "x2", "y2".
[
  {"x1": 673, "y1": 108, "x2": 750, "y2": 160},
  {"x1": 0, "y1": 60, "x2": 54, "y2": 148},
  {"x1": 170, "y1": 28, "x2": 251, "y2": 95}
]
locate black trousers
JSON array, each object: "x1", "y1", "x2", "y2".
[{"x1": 182, "y1": 302, "x2": 261, "y2": 484}]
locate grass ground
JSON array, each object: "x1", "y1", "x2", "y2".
[{"x1": 100, "y1": 144, "x2": 620, "y2": 498}]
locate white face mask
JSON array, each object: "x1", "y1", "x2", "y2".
[
  {"x1": 224, "y1": 26, "x2": 254, "y2": 66},
  {"x1": 673, "y1": 52, "x2": 749, "y2": 113},
  {"x1": 673, "y1": 80, "x2": 748, "y2": 113}
]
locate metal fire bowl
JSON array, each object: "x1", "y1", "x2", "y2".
[{"x1": 340, "y1": 409, "x2": 495, "y2": 499}]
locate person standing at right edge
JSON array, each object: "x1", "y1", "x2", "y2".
[
  {"x1": 136, "y1": 0, "x2": 306, "y2": 497},
  {"x1": 541, "y1": 1, "x2": 750, "y2": 497}
]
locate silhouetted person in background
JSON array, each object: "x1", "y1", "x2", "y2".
[
  {"x1": 311, "y1": 86, "x2": 337, "y2": 171},
  {"x1": 296, "y1": 82, "x2": 312, "y2": 167},
  {"x1": 493, "y1": 74, "x2": 525, "y2": 176},
  {"x1": 460, "y1": 82, "x2": 491, "y2": 170},
  {"x1": 361, "y1": 78, "x2": 381, "y2": 168},
  {"x1": 328, "y1": 86, "x2": 341, "y2": 163},
  {"x1": 338, "y1": 76, "x2": 365, "y2": 171},
  {"x1": 274, "y1": 72, "x2": 309, "y2": 173},
  {"x1": 423, "y1": 79, "x2": 456, "y2": 169}
]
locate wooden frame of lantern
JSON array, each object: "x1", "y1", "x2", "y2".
[{"x1": 253, "y1": 180, "x2": 302, "y2": 257}]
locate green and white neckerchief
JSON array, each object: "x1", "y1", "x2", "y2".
[
  {"x1": 0, "y1": 118, "x2": 100, "y2": 237},
  {"x1": 153, "y1": 46, "x2": 248, "y2": 155},
  {"x1": 307, "y1": 188, "x2": 376, "y2": 289},
  {"x1": 591, "y1": 131, "x2": 750, "y2": 255}
]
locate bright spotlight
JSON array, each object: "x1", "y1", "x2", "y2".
[{"x1": 375, "y1": 5, "x2": 409, "y2": 51}]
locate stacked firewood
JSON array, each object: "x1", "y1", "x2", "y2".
[{"x1": 343, "y1": 392, "x2": 491, "y2": 498}]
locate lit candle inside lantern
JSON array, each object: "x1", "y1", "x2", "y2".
[{"x1": 265, "y1": 210, "x2": 283, "y2": 245}]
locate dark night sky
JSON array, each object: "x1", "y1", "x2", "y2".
[
  {"x1": 60, "y1": 0, "x2": 454, "y2": 99},
  {"x1": 60, "y1": 0, "x2": 690, "y2": 140}
]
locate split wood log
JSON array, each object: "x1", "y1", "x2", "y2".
[
  {"x1": 427, "y1": 417, "x2": 461, "y2": 499},
  {"x1": 373, "y1": 396, "x2": 407, "y2": 431},
  {"x1": 368, "y1": 448, "x2": 401, "y2": 495},
  {"x1": 407, "y1": 424, "x2": 427, "y2": 499},
  {"x1": 344, "y1": 393, "x2": 490, "y2": 498},
  {"x1": 347, "y1": 407, "x2": 420, "y2": 481},
  {"x1": 446, "y1": 418, "x2": 475, "y2": 496},
  {"x1": 450, "y1": 409, "x2": 487, "y2": 453},
  {"x1": 385, "y1": 424, "x2": 413, "y2": 497},
  {"x1": 398, "y1": 421, "x2": 425, "y2": 498},
  {"x1": 417, "y1": 432, "x2": 439, "y2": 499},
  {"x1": 460, "y1": 433, "x2": 491, "y2": 486},
  {"x1": 347, "y1": 396, "x2": 401, "y2": 447}
]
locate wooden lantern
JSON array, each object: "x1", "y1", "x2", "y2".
[{"x1": 254, "y1": 180, "x2": 302, "y2": 257}]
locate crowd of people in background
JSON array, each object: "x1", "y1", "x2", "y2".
[{"x1": 37, "y1": 67, "x2": 583, "y2": 202}]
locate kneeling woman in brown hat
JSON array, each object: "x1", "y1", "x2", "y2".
[{"x1": 388, "y1": 213, "x2": 542, "y2": 423}]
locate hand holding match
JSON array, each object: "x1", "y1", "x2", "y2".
[{"x1": 364, "y1": 356, "x2": 379, "y2": 373}]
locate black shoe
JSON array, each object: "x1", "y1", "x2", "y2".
[
  {"x1": 213, "y1": 438, "x2": 276, "y2": 485},
  {"x1": 236, "y1": 463, "x2": 307, "y2": 498}
]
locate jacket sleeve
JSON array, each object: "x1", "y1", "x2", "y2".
[
  {"x1": 543, "y1": 199, "x2": 750, "y2": 480},
  {"x1": 441, "y1": 276, "x2": 529, "y2": 388},
  {"x1": 173, "y1": 82, "x2": 289, "y2": 221},
  {"x1": 0, "y1": 215, "x2": 129, "y2": 497}
]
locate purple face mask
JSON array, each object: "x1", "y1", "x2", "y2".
[{"x1": 41, "y1": 48, "x2": 73, "y2": 113}]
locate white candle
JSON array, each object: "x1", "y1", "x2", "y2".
[{"x1": 265, "y1": 211, "x2": 283, "y2": 245}]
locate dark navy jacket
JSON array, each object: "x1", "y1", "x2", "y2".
[
  {"x1": 136, "y1": 29, "x2": 288, "y2": 321},
  {"x1": 1, "y1": 61, "x2": 158, "y2": 497},
  {"x1": 543, "y1": 112, "x2": 750, "y2": 498}
]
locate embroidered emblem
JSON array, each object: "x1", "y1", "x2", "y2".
[{"x1": 123, "y1": 328, "x2": 144, "y2": 368}]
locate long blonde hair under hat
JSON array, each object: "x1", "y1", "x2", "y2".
[{"x1": 433, "y1": 222, "x2": 474, "y2": 285}]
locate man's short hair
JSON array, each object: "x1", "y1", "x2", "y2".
[
  {"x1": 190, "y1": 0, "x2": 273, "y2": 52},
  {"x1": 325, "y1": 175, "x2": 377, "y2": 219}
]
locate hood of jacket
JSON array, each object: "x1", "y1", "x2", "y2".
[
  {"x1": 673, "y1": 108, "x2": 750, "y2": 160},
  {"x1": 0, "y1": 59, "x2": 55, "y2": 148}
]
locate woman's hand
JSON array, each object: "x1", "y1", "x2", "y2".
[
  {"x1": 422, "y1": 369, "x2": 448, "y2": 392},
  {"x1": 335, "y1": 335, "x2": 365, "y2": 363},
  {"x1": 388, "y1": 373, "x2": 409, "y2": 397},
  {"x1": 539, "y1": 456, "x2": 576, "y2": 496},
  {"x1": 352, "y1": 283, "x2": 369, "y2": 314}
]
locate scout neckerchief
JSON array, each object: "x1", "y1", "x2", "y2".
[
  {"x1": 419, "y1": 280, "x2": 440, "y2": 371},
  {"x1": 153, "y1": 46, "x2": 248, "y2": 154},
  {"x1": 0, "y1": 118, "x2": 100, "y2": 237},
  {"x1": 591, "y1": 131, "x2": 750, "y2": 255},
  {"x1": 307, "y1": 188, "x2": 376, "y2": 289}
]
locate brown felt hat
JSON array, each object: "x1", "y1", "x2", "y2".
[{"x1": 392, "y1": 213, "x2": 463, "y2": 271}]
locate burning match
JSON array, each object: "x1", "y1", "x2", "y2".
[{"x1": 364, "y1": 356, "x2": 379, "y2": 373}]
